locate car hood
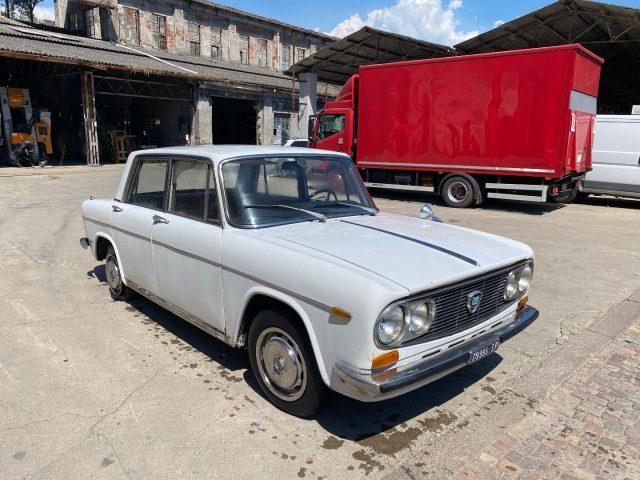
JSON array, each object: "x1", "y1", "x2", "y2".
[{"x1": 261, "y1": 213, "x2": 533, "y2": 294}]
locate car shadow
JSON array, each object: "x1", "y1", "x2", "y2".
[
  {"x1": 313, "y1": 354, "x2": 502, "y2": 441},
  {"x1": 369, "y1": 189, "x2": 565, "y2": 216},
  {"x1": 87, "y1": 264, "x2": 107, "y2": 283},
  {"x1": 95, "y1": 272, "x2": 503, "y2": 437}
]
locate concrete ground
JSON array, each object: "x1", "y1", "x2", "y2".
[{"x1": 1, "y1": 165, "x2": 639, "y2": 480}]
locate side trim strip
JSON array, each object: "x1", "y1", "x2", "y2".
[
  {"x1": 357, "y1": 162, "x2": 555, "y2": 174},
  {"x1": 83, "y1": 216, "x2": 151, "y2": 243},
  {"x1": 85, "y1": 217, "x2": 331, "y2": 311},
  {"x1": 340, "y1": 220, "x2": 479, "y2": 267}
]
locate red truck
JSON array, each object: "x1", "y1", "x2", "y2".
[{"x1": 310, "y1": 45, "x2": 603, "y2": 207}]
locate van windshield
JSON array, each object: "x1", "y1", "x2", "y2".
[{"x1": 221, "y1": 156, "x2": 376, "y2": 228}]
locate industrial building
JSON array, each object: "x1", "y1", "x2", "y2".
[{"x1": 0, "y1": 0, "x2": 336, "y2": 165}]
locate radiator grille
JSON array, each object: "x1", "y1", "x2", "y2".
[{"x1": 406, "y1": 264, "x2": 522, "y2": 345}]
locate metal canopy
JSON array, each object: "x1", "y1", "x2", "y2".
[
  {"x1": 286, "y1": 26, "x2": 453, "y2": 83},
  {"x1": 455, "y1": 0, "x2": 640, "y2": 113}
]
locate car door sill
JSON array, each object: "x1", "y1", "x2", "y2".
[{"x1": 125, "y1": 278, "x2": 229, "y2": 345}]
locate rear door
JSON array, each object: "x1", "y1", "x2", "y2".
[
  {"x1": 112, "y1": 156, "x2": 168, "y2": 294},
  {"x1": 151, "y1": 156, "x2": 224, "y2": 335},
  {"x1": 586, "y1": 116, "x2": 640, "y2": 195}
]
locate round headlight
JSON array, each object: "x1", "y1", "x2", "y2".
[
  {"x1": 519, "y1": 264, "x2": 532, "y2": 292},
  {"x1": 409, "y1": 302, "x2": 435, "y2": 334},
  {"x1": 377, "y1": 306, "x2": 406, "y2": 345},
  {"x1": 504, "y1": 271, "x2": 518, "y2": 300}
]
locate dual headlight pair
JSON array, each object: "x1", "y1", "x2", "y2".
[
  {"x1": 375, "y1": 262, "x2": 534, "y2": 348},
  {"x1": 504, "y1": 263, "x2": 533, "y2": 301},
  {"x1": 375, "y1": 299, "x2": 436, "y2": 348}
]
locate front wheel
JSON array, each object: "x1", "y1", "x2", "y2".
[
  {"x1": 442, "y1": 176, "x2": 476, "y2": 208},
  {"x1": 248, "y1": 308, "x2": 325, "y2": 417}
]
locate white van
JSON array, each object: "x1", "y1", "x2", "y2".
[{"x1": 583, "y1": 115, "x2": 640, "y2": 199}]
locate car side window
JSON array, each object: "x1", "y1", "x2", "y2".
[
  {"x1": 129, "y1": 159, "x2": 168, "y2": 210},
  {"x1": 168, "y1": 158, "x2": 220, "y2": 224}
]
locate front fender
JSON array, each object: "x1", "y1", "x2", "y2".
[{"x1": 232, "y1": 286, "x2": 331, "y2": 385}]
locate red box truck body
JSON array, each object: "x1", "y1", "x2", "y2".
[{"x1": 310, "y1": 45, "x2": 603, "y2": 207}]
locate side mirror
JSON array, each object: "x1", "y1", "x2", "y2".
[{"x1": 419, "y1": 204, "x2": 444, "y2": 223}]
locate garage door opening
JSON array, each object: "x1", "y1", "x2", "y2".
[{"x1": 212, "y1": 96, "x2": 256, "y2": 145}]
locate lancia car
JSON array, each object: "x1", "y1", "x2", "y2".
[{"x1": 80, "y1": 146, "x2": 538, "y2": 417}]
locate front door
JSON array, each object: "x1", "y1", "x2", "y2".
[
  {"x1": 111, "y1": 157, "x2": 168, "y2": 294},
  {"x1": 151, "y1": 157, "x2": 224, "y2": 335}
]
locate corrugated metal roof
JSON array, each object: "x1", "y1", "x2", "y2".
[
  {"x1": 455, "y1": 0, "x2": 640, "y2": 58},
  {"x1": 285, "y1": 26, "x2": 453, "y2": 83},
  {"x1": 0, "y1": 16, "x2": 314, "y2": 92}
]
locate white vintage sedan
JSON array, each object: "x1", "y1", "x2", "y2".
[{"x1": 80, "y1": 146, "x2": 538, "y2": 416}]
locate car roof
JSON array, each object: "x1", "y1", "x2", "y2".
[{"x1": 131, "y1": 145, "x2": 348, "y2": 164}]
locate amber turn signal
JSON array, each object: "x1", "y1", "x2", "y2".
[
  {"x1": 330, "y1": 306, "x2": 352, "y2": 320},
  {"x1": 371, "y1": 350, "x2": 399, "y2": 370},
  {"x1": 517, "y1": 295, "x2": 528, "y2": 311}
]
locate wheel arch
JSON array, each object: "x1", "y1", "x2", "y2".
[
  {"x1": 234, "y1": 288, "x2": 330, "y2": 385},
  {"x1": 94, "y1": 233, "x2": 128, "y2": 285},
  {"x1": 438, "y1": 173, "x2": 484, "y2": 204}
]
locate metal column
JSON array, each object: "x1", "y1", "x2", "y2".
[{"x1": 81, "y1": 72, "x2": 100, "y2": 166}]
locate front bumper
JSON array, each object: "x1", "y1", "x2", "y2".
[
  {"x1": 79, "y1": 237, "x2": 90, "y2": 249},
  {"x1": 333, "y1": 305, "x2": 539, "y2": 400}
]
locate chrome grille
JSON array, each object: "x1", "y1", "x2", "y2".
[{"x1": 405, "y1": 263, "x2": 522, "y2": 345}]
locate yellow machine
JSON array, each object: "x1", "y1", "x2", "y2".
[{"x1": 0, "y1": 87, "x2": 52, "y2": 166}]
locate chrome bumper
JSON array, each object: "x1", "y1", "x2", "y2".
[
  {"x1": 334, "y1": 306, "x2": 539, "y2": 400},
  {"x1": 79, "y1": 237, "x2": 90, "y2": 249}
]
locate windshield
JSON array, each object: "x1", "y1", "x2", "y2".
[{"x1": 221, "y1": 156, "x2": 376, "y2": 228}]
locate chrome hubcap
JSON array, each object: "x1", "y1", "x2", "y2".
[
  {"x1": 256, "y1": 327, "x2": 307, "y2": 401},
  {"x1": 105, "y1": 256, "x2": 121, "y2": 291},
  {"x1": 448, "y1": 182, "x2": 468, "y2": 202}
]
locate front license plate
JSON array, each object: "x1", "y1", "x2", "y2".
[{"x1": 467, "y1": 340, "x2": 500, "y2": 364}]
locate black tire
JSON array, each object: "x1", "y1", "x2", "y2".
[
  {"x1": 442, "y1": 176, "x2": 476, "y2": 208},
  {"x1": 105, "y1": 246, "x2": 130, "y2": 301},
  {"x1": 551, "y1": 188, "x2": 578, "y2": 204},
  {"x1": 248, "y1": 308, "x2": 325, "y2": 417}
]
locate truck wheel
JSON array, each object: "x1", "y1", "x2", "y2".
[
  {"x1": 551, "y1": 189, "x2": 578, "y2": 204},
  {"x1": 442, "y1": 176, "x2": 475, "y2": 208},
  {"x1": 105, "y1": 246, "x2": 130, "y2": 301},
  {"x1": 248, "y1": 308, "x2": 325, "y2": 417}
]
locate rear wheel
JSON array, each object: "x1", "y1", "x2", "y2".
[
  {"x1": 551, "y1": 188, "x2": 578, "y2": 204},
  {"x1": 248, "y1": 308, "x2": 325, "y2": 417},
  {"x1": 442, "y1": 176, "x2": 476, "y2": 208},
  {"x1": 105, "y1": 246, "x2": 130, "y2": 301}
]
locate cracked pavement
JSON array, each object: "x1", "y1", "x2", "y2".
[{"x1": 1, "y1": 166, "x2": 639, "y2": 479}]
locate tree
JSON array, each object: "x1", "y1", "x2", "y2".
[
  {"x1": 3, "y1": 0, "x2": 15, "y2": 18},
  {"x1": 13, "y1": 0, "x2": 41, "y2": 23}
]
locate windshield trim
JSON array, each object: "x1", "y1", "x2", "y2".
[{"x1": 217, "y1": 153, "x2": 378, "y2": 230}]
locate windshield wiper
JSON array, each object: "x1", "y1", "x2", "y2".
[
  {"x1": 245, "y1": 204, "x2": 327, "y2": 223},
  {"x1": 312, "y1": 201, "x2": 377, "y2": 216}
]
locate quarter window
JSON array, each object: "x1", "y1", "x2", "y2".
[{"x1": 129, "y1": 159, "x2": 168, "y2": 210}]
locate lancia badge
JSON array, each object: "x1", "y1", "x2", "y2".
[{"x1": 466, "y1": 291, "x2": 483, "y2": 314}]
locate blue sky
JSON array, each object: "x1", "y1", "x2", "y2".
[{"x1": 37, "y1": 0, "x2": 640, "y2": 45}]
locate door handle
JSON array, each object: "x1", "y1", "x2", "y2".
[
  {"x1": 112, "y1": 205, "x2": 123, "y2": 213},
  {"x1": 152, "y1": 215, "x2": 169, "y2": 225}
]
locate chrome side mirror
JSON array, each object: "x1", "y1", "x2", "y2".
[{"x1": 419, "y1": 204, "x2": 444, "y2": 223}]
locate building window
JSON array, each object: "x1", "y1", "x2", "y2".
[
  {"x1": 295, "y1": 47, "x2": 306, "y2": 63},
  {"x1": 211, "y1": 27, "x2": 221, "y2": 59},
  {"x1": 189, "y1": 22, "x2": 201, "y2": 56},
  {"x1": 152, "y1": 14, "x2": 167, "y2": 50},
  {"x1": 68, "y1": 12, "x2": 83, "y2": 32},
  {"x1": 239, "y1": 35, "x2": 249, "y2": 64},
  {"x1": 123, "y1": 7, "x2": 140, "y2": 45},
  {"x1": 84, "y1": 9, "x2": 99, "y2": 38},
  {"x1": 255, "y1": 38, "x2": 267, "y2": 67},
  {"x1": 281, "y1": 45, "x2": 291, "y2": 71}
]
